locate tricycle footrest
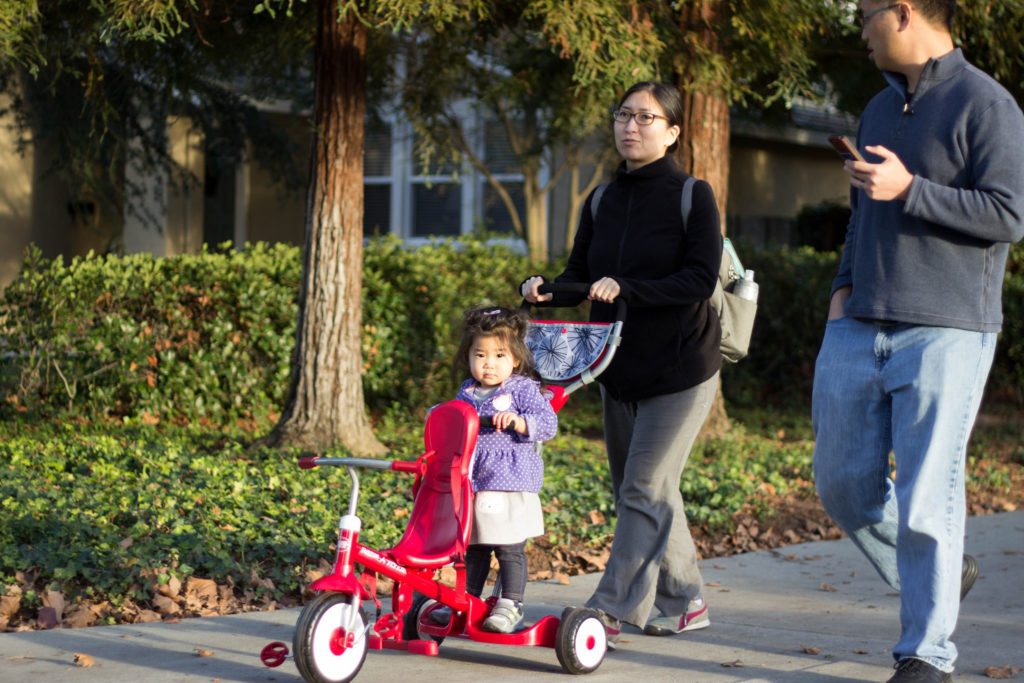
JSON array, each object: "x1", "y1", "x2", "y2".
[{"x1": 367, "y1": 635, "x2": 439, "y2": 656}]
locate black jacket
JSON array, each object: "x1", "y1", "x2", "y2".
[{"x1": 550, "y1": 156, "x2": 722, "y2": 401}]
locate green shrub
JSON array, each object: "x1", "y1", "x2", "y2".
[
  {"x1": 2, "y1": 237, "x2": 1020, "y2": 425},
  {"x1": 0, "y1": 243, "x2": 300, "y2": 424},
  {"x1": 0, "y1": 237, "x2": 547, "y2": 423},
  {"x1": 722, "y1": 244, "x2": 839, "y2": 406},
  {"x1": 361, "y1": 235, "x2": 539, "y2": 413}
]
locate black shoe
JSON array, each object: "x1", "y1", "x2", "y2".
[
  {"x1": 888, "y1": 658, "x2": 952, "y2": 683},
  {"x1": 961, "y1": 554, "x2": 978, "y2": 601}
]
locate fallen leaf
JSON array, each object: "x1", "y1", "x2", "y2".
[
  {"x1": 984, "y1": 665, "x2": 1022, "y2": 679},
  {"x1": 802, "y1": 646, "x2": 821, "y2": 655},
  {"x1": 820, "y1": 583, "x2": 837, "y2": 592},
  {"x1": 63, "y1": 607, "x2": 97, "y2": 629},
  {"x1": 721, "y1": 659, "x2": 744, "y2": 668},
  {"x1": 854, "y1": 649, "x2": 869, "y2": 655},
  {"x1": 73, "y1": 653, "x2": 95, "y2": 667},
  {"x1": 194, "y1": 648, "x2": 215, "y2": 657},
  {"x1": 37, "y1": 606, "x2": 59, "y2": 629}
]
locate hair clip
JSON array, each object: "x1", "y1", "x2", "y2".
[{"x1": 481, "y1": 307, "x2": 503, "y2": 316}]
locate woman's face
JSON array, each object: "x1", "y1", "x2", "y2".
[{"x1": 614, "y1": 90, "x2": 680, "y2": 171}]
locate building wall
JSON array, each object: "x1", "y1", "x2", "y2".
[
  {"x1": 1, "y1": 117, "x2": 853, "y2": 291},
  {"x1": 0, "y1": 89, "x2": 115, "y2": 288}
]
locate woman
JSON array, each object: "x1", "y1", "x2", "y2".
[{"x1": 522, "y1": 81, "x2": 722, "y2": 644}]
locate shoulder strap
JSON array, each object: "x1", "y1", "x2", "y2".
[
  {"x1": 591, "y1": 176, "x2": 696, "y2": 227},
  {"x1": 590, "y1": 183, "x2": 608, "y2": 222},
  {"x1": 679, "y1": 175, "x2": 696, "y2": 232}
]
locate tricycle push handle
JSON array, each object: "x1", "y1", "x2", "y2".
[{"x1": 535, "y1": 281, "x2": 626, "y2": 323}]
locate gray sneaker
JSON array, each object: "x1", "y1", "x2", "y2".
[
  {"x1": 596, "y1": 609, "x2": 621, "y2": 650},
  {"x1": 482, "y1": 598, "x2": 524, "y2": 633},
  {"x1": 428, "y1": 604, "x2": 452, "y2": 625}
]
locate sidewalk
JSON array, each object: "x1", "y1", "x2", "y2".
[{"x1": 2, "y1": 510, "x2": 1021, "y2": 682}]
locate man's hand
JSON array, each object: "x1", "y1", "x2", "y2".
[
  {"x1": 828, "y1": 286, "x2": 851, "y2": 321},
  {"x1": 845, "y1": 145, "x2": 913, "y2": 201}
]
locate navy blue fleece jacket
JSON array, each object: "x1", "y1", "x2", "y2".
[{"x1": 835, "y1": 48, "x2": 1024, "y2": 332}]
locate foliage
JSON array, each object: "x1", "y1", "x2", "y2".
[
  {"x1": 3, "y1": 399, "x2": 1017, "y2": 628},
  {"x1": 4, "y1": 238, "x2": 1021, "y2": 424},
  {"x1": 0, "y1": 406, "x2": 806, "y2": 622},
  {"x1": 813, "y1": 1, "x2": 1024, "y2": 119},
  {"x1": 0, "y1": 243, "x2": 300, "y2": 424},
  {"x1": 360, "y1": 235, "x2": 540, "y2": 413},
  {"x1": 664, "y1": 0, "x2": 850, "y2": 108},
  {"x1": 721, "y1": 243, "x2": 840, "y2": 407},
  {"x1": 0, "y1": 238, "x2": 545, "y2": 423}
]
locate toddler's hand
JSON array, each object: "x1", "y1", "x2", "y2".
[{"x1": 492, "y1": 412, "x2": 526, "y2": 434}]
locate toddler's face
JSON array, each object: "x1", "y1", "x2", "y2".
[{"x1": 470, "y1": 334, "x2": 517, "y2": 388}]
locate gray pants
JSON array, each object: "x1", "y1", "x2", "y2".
[{"x1": 585, "y1": 373, "x2": 718, "y2": 627}]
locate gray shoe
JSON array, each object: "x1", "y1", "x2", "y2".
[
  {"x1": 596, "y1": 609, "x2": 621, "y2": 650},
  {"x1": 428, "y1": 605, "x2": 451, "y2": 625},
  {"x1": 482, "y1": 598, "x2": 524, "y2": 633}
]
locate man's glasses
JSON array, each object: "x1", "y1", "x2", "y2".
[
  {"x1": 612, "y1": 110, "x2": 668, "y2": 126},
  {"x1": 859, "y1": 3, "x2": 901, "y2": 27}
]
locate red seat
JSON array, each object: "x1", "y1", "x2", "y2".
[{"x1": 384, "y1": 400, "x2": 478, "y2": 568}]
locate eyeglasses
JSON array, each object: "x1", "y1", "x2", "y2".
[
  {"x1": 859, "y1": 3, "x2": 900, "y2": 26},
  {"x1": 612, "y1": 109, "x2": 668, "y2": 126}
]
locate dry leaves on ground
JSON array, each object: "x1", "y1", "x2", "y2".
[{"x1": 985, "y1": 665, "x2": 1022, "y2": 679}]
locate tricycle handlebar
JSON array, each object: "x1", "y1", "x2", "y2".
[{"x1": 298, "y1": 456, "x2": 424, "y2": 474}]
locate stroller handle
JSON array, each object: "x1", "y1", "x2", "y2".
[{"x1": 535, "y1": 281, "x2": 626, "y2": 323}]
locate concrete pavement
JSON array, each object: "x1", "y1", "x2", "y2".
[{"x1": 2, "y1": 510, "x2": 1021, "y2": 682}]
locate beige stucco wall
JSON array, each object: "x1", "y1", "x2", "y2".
[
  {"x1": 0, "y1": 92, "x2": 35, "y2": 288},
  {"x1": 1, "y1": 89, "x2": 115, "y2": 290},
  {"x1": 728, "y1": 141, "x2": 850, "y2": 219}
]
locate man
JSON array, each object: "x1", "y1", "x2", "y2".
[{"x1": 812, "y1": 2, "x2": 1024, "y2": 683}]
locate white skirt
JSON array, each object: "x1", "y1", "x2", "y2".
[{"x1": 470, "y1": 491, "x2": 545, "y2": 545}]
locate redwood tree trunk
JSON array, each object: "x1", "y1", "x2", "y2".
[
  {"x1": 258, "y1": 0, "x2": 385, "y2": 455},
  {"x1": 676, "y1": 0, "x2": 731, "y2": 439}
]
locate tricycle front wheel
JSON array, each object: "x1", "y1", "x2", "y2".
[{"x1": 293, "y1": 592, "x2": 368, "y2": 683}]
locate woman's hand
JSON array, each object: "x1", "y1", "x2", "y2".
[
  {"x1": 521, "y1": 276, "x2": 552, "y2": 303},
  {"x1": 588, "y1": 277, "x2": 621, "y2": 303},
  {"x1": 492, "y1": 411, "x2": 527, "y2": 434}
]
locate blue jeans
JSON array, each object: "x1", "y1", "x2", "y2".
[{"x1": 811, "y1": 318, "x2": 995, "y2": 672}]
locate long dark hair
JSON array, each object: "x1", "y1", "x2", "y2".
[
  {"x1": 616, "y1": 81, "x2": 685, "y2": 155},
  {"x1": 453, "y1": 305, "x2": 540, "y2": 383}
]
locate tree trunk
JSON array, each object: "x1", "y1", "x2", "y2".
[
  {"x1": 256, "y1": 0, "x2": 386, "y2": 455},
  {"x1": 676, "y1": 0, "x2": 731, "y2": 440}
]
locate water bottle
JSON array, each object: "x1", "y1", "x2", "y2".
[{"x1": 732, "y1": 270, "x2": 759, "y2": 303}]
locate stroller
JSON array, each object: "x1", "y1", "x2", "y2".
[{"x1": 261, "y1": 283, "x2": 623, "y2": 682}]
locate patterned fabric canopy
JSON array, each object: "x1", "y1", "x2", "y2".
[{"x1": 526, "y1": 321, "x2": 613, "y2": 383}]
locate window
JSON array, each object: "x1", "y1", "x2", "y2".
[
  {"x1": 361, "y1": 113, "x2": 542, "y2": 244},
  {"x1": 364, "y1": 120, "x2": 392, "y2": 237}
]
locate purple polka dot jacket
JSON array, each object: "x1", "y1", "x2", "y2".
[{"x1": 455, "y1": 374, "x2": 557, "y2": 494}]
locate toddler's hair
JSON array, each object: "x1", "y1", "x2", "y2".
[{"x1": 454, "y1": 305, "x2": 541, "y2": 383}]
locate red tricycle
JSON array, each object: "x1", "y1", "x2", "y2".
[{"x1": 261, "y1": 283, "x2": 624, "y2": 682}]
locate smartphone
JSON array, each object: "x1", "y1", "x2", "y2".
[{"x1": 828, "y1": 135, "x2": 865, "y2": 162}]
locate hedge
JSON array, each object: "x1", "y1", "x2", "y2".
[{"x1": 2, "y1": 238, "x2": 1022, "y2": 424}]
